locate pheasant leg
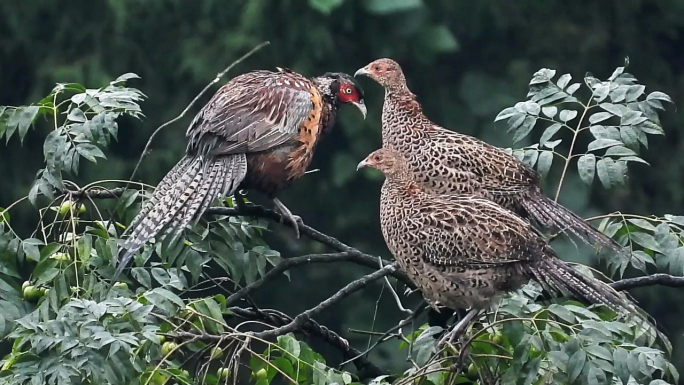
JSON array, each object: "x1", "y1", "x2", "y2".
[
  {"x1": 273, "y1": 198, "x2": 302, "y2": 239},
  {"x1": 438, "y1": 309, "x2": 480, "y2": 346}
]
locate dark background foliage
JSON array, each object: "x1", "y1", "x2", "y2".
[{"x1": 2, "y1": 0, "x2": 683, "y2": 374}]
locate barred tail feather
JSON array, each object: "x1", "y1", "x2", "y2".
[
  {"x1": 113, "y1": 154, "x2": 247, "y2": 281},
  {"x1": 521, "y1": 188, "x2": 628, "y2": 258},
  {"x1": 531, "y1": 257, "x2": 634, "y2": 316}
]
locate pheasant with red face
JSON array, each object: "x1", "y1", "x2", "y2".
[
  {"x1": 355, "y1": 58, "x2": 627, "y2": 260},
  {"x1": 116, "y1": 68, "x2": 365, "y2": 278}
]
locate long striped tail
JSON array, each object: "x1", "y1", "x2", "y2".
[
  {"x1": 113, "y1": 154, "x2": 247, "y2": 281},
  {"x1": 529, "y1": 256, "x2": 634, "y2": 316},
  {"x1": 521, "y1": 187, "x2": 629, "y2": 259}
]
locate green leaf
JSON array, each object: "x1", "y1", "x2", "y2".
[
  {"x1": 112, "y1": 73, "x2": 141, "y2": 85},
  {"x1": 566, "y1": 83, "x2": 581, "y2": 95},
  {"x1": 588, "y1": 139, "x2": 622, "y2": 151},
  {"x1": 630, "y1": 232, "x2": 663, "y2": 252},
  {"x1": 548, "y1": 304, "x2": 575, "y2": 322},
  {"x1": 605, "y1": 146, "x2": 637, "y2": 157},
  {"x1": 495, "y1": 107, "x2": 518, "y2": 122},
  {"x1": 646, "y1": 91, "x2": 673, "y2": 104},
  {"x1": 541, "y1": 106, "x2": 557, "y2": 119},
  {"x1": 559, "y1": 109, "x2": 578, "y2": 122},
  {"x1": 589, "y1": 112, "x2": 613, "y2": 124},
  {"x1": 536, "y1": 151, "x2": 553, "y2": 178},
  {"x1": 595, "y1": 158, "x2": 623, "y2": 188},
  {"x1": 625, "y1": 84, "x2": 646, "y2": 102},
  {"x1": 67, "y1": 108, "x2": 87, "y2": 123},
  {"x1": 278, "y1": 334, "x2": 301, "y2": 359},
  {"x1": 512, "y1": 116, "x2": 537, "y2": 143},
  {"x1": 539, "y1": 123, "x2": 562, "y2": 146},
  {"x1": 364, "y1": 0, "x2": 423, "y2": 14},
  {"x1": 557, "y1": 74, "x2": 572, "y2": 89},
  {"x1": 577, "y1": 154, "x2": 596, "y2": 185},
  {"x1": 35, "y1": 268, "x2": 60, "y2": 286},
  {"x1": 75, "y1": 143, "x2": 106, "y2": 163},
  {"x1": 567, "y1": 350, "x2": 587, "y2": 383},
  {"x1": 15, "y1": 106, "x2": 40, "y2": 143},
  {"x1": 132, "y1": 267, "x2": 151, "y2": 289},
  {"x1": 627, "y1": 218, "x2": 657, "y2": 232},
  {"x1": 185, "y1": 249, "x2": 203, "y2": 284}
]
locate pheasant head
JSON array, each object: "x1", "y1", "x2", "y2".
[
  {"x1": 355, "y1": 58, "x2": 410, "y2": 94},
  {"x1": 357, "y1": 148, "x2": 415, "y2": 183}
]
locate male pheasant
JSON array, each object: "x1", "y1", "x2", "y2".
[
  {"x1": 357, "y1": 148, "x2": 634, "y2": 317},
  {"x1": 355, "y1": 58, "x2": 627, "y2": 259},
  {"x1": 116, "y1": 69, "x2": 366, "y2": 279}
]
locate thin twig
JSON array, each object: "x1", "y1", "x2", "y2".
[
  {"x1": 226, "y1": 251, "x2": 365, "y2": 306},
  {"x1": 253, "y1": 264, "x2": 398, "y2": 340}
]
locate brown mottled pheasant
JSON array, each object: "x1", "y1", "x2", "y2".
[
  {"x1": 115, "y1": 69, "x2": 366, "y2": 279},
  {"x1": 355, "y1": 58, "x2": 627, "y2": 259},
  {"x1": 357, "y1": 148, "x2": 634, "y2": 317}
]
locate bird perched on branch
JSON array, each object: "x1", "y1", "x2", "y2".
[
  {"x1": 355, "y1": 58, "x2": 627, "y2": 260},
  {"x1": 357, "y1": 148, "x2": 634, "y2": 319},
  {"x1": 115, "y1": 68, "x2": 366, "y2": 279}
]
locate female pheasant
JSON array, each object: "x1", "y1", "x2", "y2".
[
  {"x1": 116, "y1": 68, "x2": 366, "y2": 278},
  {"x1": 357, "y1": 148, "x2": 633, "y2": 317},
  {"x1": 355, "y1": 58, "x2": 627, "y2": 260}
]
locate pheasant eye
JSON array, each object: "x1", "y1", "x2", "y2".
[{"x1": 344, "y1": 88, "x2": 353, "y2": 94}]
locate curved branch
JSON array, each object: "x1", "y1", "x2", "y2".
[
  {"x1": 254, "y1": 263, "x2": 398, "y2": 340},
  {"x1": 226, "y1": 251, "x2": 394, "y2": 306}
]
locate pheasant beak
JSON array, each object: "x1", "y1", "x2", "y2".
[
  {"x1": 354, "y1": 67, "x2": 370, "y2": 78},
  {"x1": 356, "y1": 158, "x2": 370, "y2": 171},
  {"x1": 352, "y1": 100, "x2": 367, "y2": 119}
]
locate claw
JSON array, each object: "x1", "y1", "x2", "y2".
[
  {"x1": 273, "y1": 198, "x2": 303, "y2": 239},
  {"x1": 437, "y1": 309, "x2": 480, "y2": 347}
]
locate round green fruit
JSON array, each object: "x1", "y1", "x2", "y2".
[
  {"x1": 77, "y1": 204, "x2": 86, "y2": 214},
  {"x1": 58, "y1": 201, "x2": 72, "y2": 216},
  {"x1": 492, "y1": 332, "x2": 503, "y2": 345},
  {"x1": 467, "y1": 363, "x2": 478, "y2": 378},
  {"x1": 21, "y1": 281, "x2": 31, "y2": 291},
  {"x1": 218, "y1": 367, "x2": 230, "y2": 379},
  {"x1": 52, "y1": 252, "x2": 70, "y2": 261},
  {"x1": 157, "y1": 335, "x2": 166, "y2": 344},
  {"x1": 23, "y1": 285, "x2": 42, "y2": 302},
  {"x1": 210, "y1": 347, "x2": 223, "y2": 360},
  {"x1": 113, "y1": 282, "x2": 128, "y2": 290},
  {"x1": 255, "y1": 368, "x2": 267, "y2": 380},
  {"x1": 161, "y1": 341, "x2": 178, "y2": 356}
]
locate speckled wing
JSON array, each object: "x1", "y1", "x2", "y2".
[
  {"x1": 405, "y1": 194, "x2": 542, "y2": 267},
  {"x1": 187, "y1": 70, "x2": 315, "y2": 154},
  {"x1": 428, "y1": 128, "x2": 539, "y2": 195}
]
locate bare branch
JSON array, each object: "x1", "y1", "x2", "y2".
[
  {"x1": 254, "y1": 264, "x2": 398, "y2": 340},
  {"x1": 226, "y1": 251, "x2": 390, "y2": 306},
  {"x1": 611, "y1": 273, "x2": 684, "y2": 291}
]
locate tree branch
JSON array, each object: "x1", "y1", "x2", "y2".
[
  {"x1": 225, "y1": 251, "x2": 395, "y2": 306},
  {"x1": 610, "y1": 273, "x2": 684, "y2": 291},
  {"x1": 167, "y1": 306, "x2": 390, "y2": 378},
  {"x1": 253, "y1": 264, "x2": 398, "y2": 340}
]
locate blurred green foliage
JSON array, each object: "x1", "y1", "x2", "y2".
[{"x1": 1, "y1": 0, "x2": 684, "y2": 377}]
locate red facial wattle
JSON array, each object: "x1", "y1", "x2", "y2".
[{"x1": 338, "y1": 84, "x2": 360, "y2": 103}]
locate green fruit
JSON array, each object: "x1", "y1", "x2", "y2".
[
  {"x1": 157, "y1": 335, "x2": 166, "y2": 344},
  {"x1": 21, "y1": 281, "x2": 31, "y2": 291},
  {"x1": 180, "y1": 370, "x2": 189, "y2": 377},
  {"x1": 52, "y1": 252, "x2": 70, "y2": 261},
  {"x1": 113, "y1": 282, "x2": 128, "y2": 290},
  {"x1": 255, "y1": 368, "x2": 267, "y2": 380},
  {"x1": 210, "y1": 347, "x2": 223, "y2": 360},
  {"x1": 58, "y1": 201, "x2": 72, "y2": 216},
  {"x1": 492, "y1": 332, "x2": 503, "y2": 345},
  {"x1": 161, "y1": 341, "x2": 177, "y2": 356},
  {"x1": 150, "y1": 372, "x2": 168, "y2": 385},
  {"x1": 467, "y1": 363, "x2": 478, "y2": 378},
  {"x1": 23, "y1": 286, "x2": 42, "y2": 302},
  {"x1": 218, "y1": 367, "x2": 230, "y2": 379},
  {"x1": 77, "y1": 204, "x2": 86, "y2": 214}
]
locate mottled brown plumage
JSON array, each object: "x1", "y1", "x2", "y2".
[
  {"x1": 355, "y1": 58, "x2": 627, "y2": 259},
  {"x1": 358, "y1": 148, "x2": 633, "y2": 314},
  {"x1": 116, "y1": 69, "x2": 366, "y2": 278}
]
